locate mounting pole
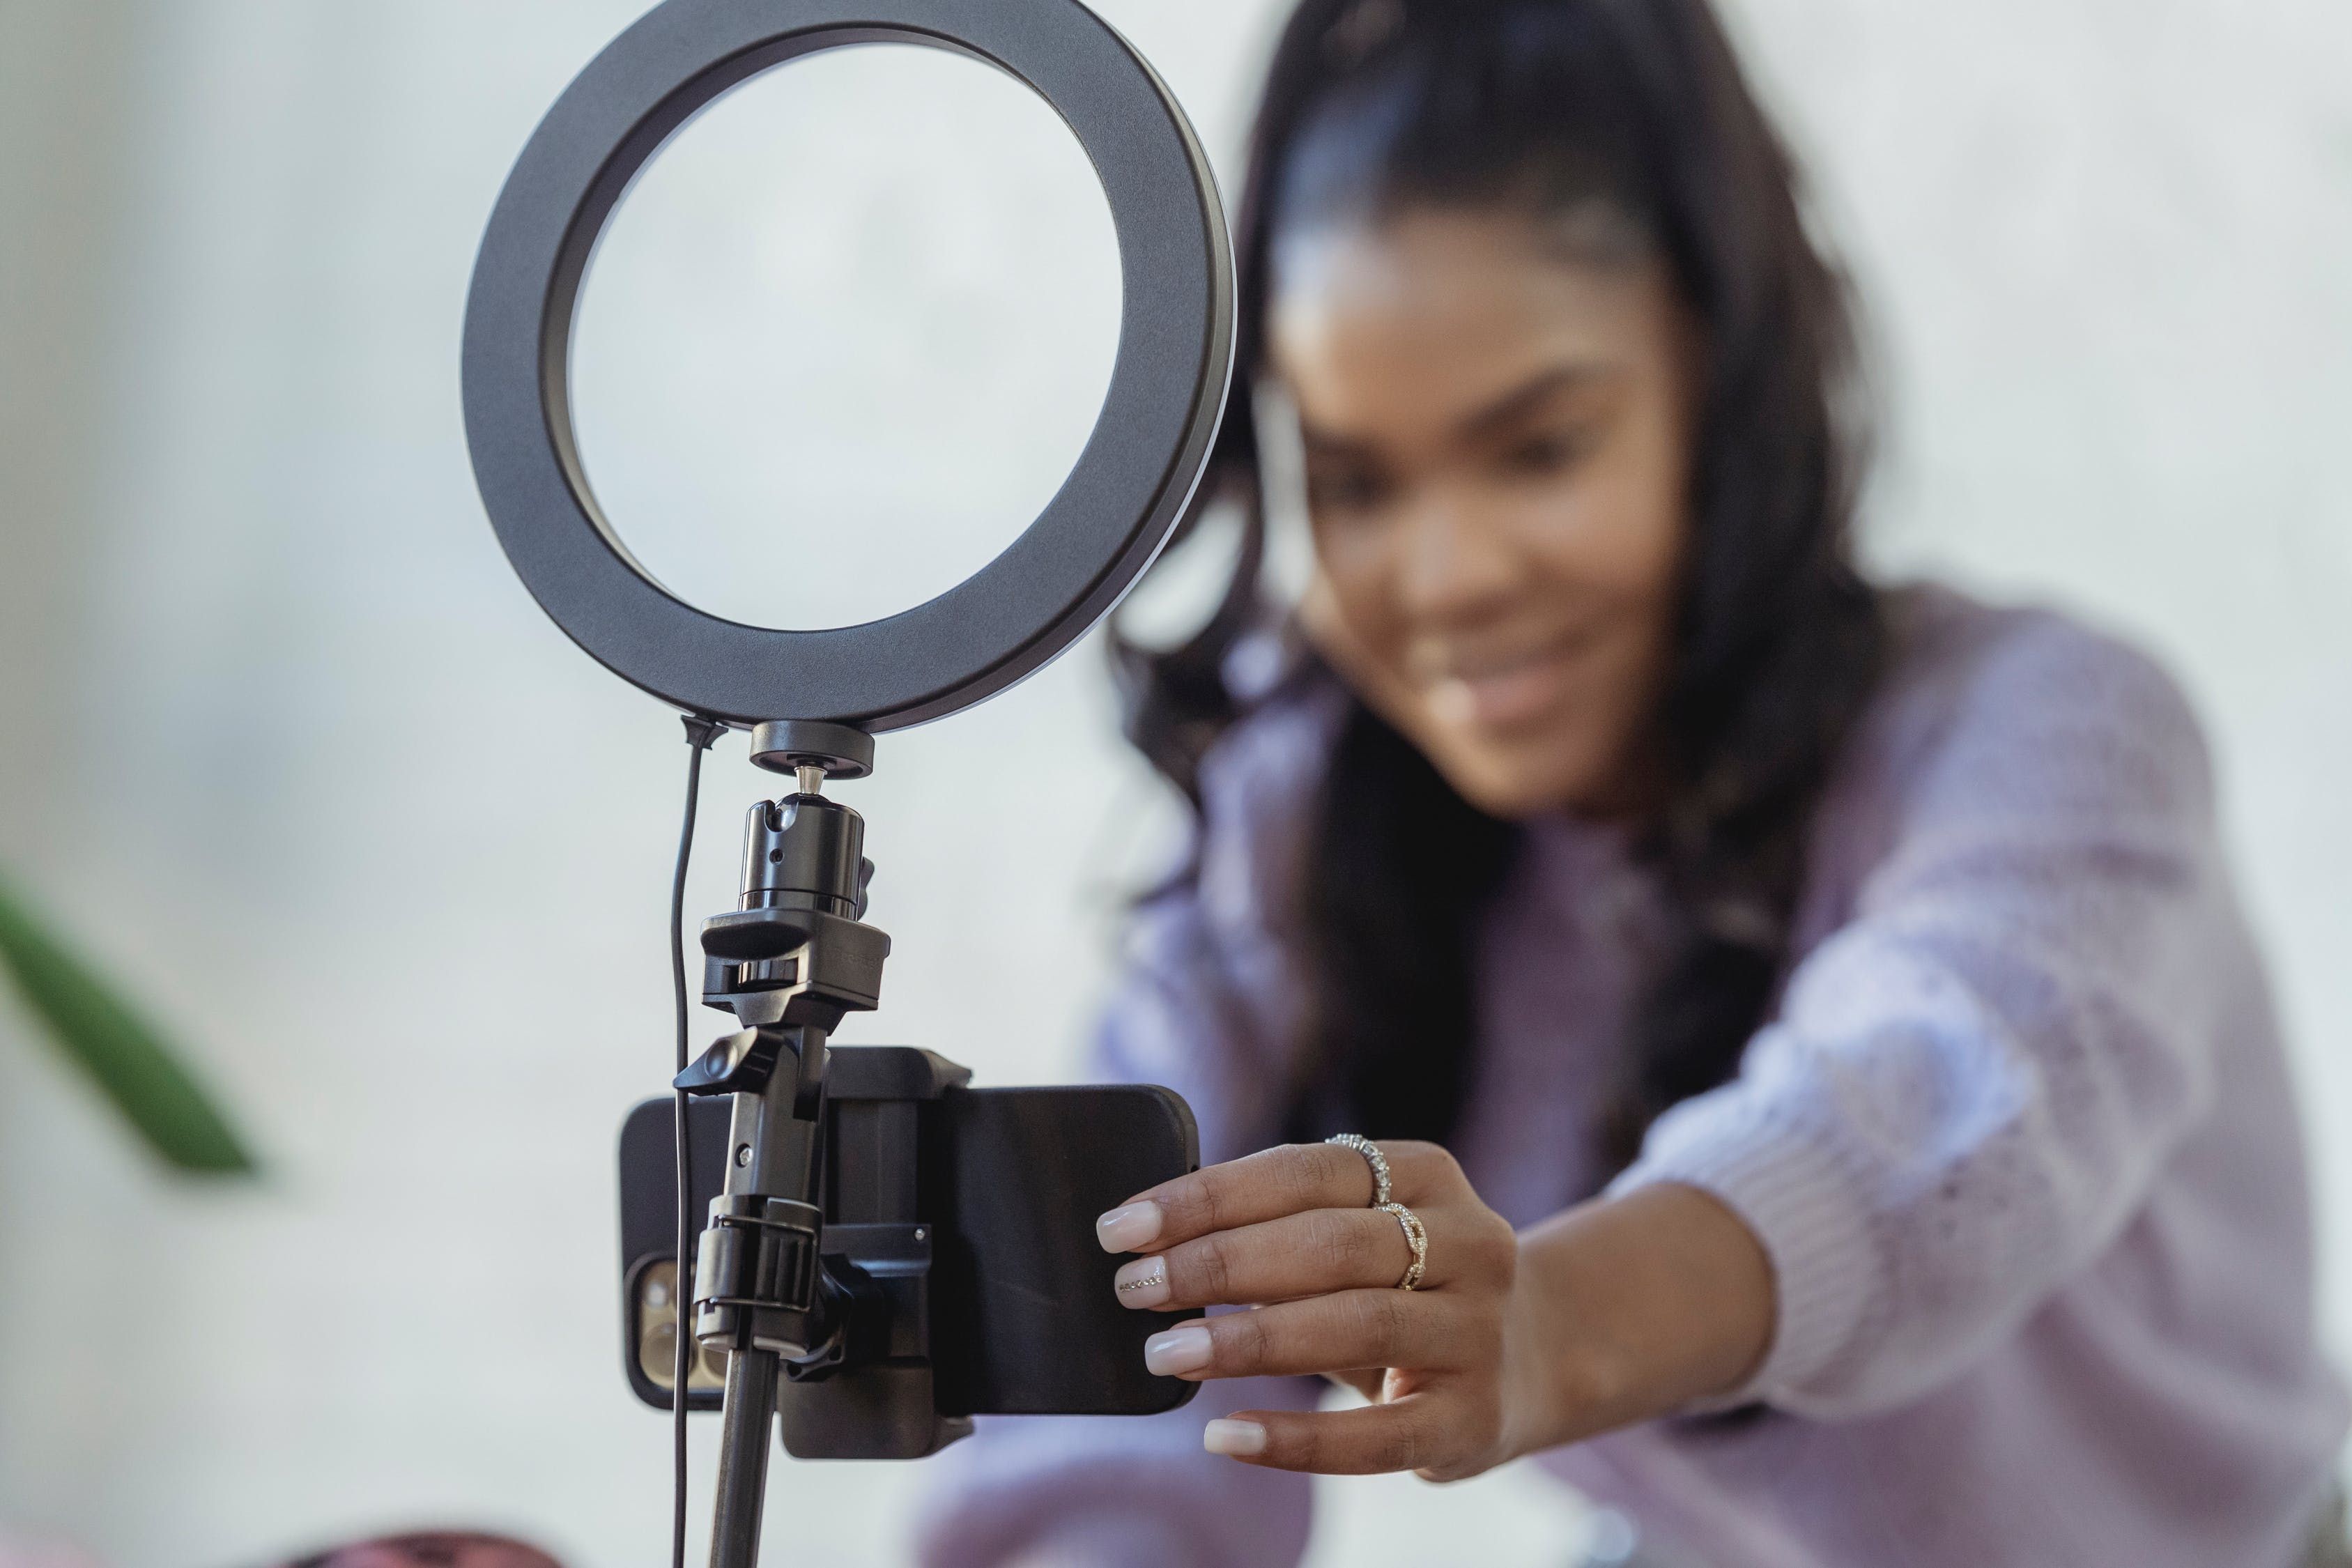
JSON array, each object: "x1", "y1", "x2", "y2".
[{"x1": 678, "y1": 721, "x2": 884, "y2": 1568}]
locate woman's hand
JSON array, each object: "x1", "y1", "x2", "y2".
[
  {"x1": 1098, "y1": 1139, "x2": 1527, "y2": 1479},
  {"x1": 1095, "y1": 1142, "x2": 1776, "y2": 1479}
]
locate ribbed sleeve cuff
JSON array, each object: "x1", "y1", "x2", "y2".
[{"x1": 1607, "y1": 1102, "x2": 1881, "y2": 1405}]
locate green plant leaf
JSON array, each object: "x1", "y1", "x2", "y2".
[{"x1": 0, "y1": 870, "x2": 258, "y2": 1175}]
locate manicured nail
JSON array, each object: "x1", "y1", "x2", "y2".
[
  {"x1": 1096, "y1": 1201, "x2": 1163, "y2": 1253},
  {"x1": 1203, "y1": 1419, "x2": 1267, "y2": 1458},
  {"x1": 1144, "y1": 1323, "x2": 1213, "y2": 1377},
  {"x1": 1114, "y1": 1254, "x2": 1169, "y2": 1309}
]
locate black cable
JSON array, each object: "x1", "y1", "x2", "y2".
[{"x1": 671, "y1": 714, "x2": 723, "y2": 1568}]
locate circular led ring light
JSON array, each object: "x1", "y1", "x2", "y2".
[{"x1": 463, "y1": 0, "x2": 1233, "y2": 731}]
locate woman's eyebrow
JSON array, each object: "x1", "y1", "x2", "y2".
[
  {"x1": 1293, "y1": 363, "x2": 1619, "y2": 456},
  {"x1": 1452, "y1": 364, "x2": 1617, "y2": 443}
]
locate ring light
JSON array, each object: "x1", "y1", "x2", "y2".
[{"x1": 462, "y1": 0, "x2": 1234, "y2": 731}]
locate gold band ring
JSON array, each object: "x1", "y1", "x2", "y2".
[{"x1": 1378, "y1": 1201, "x2": 1429, "y2": 1291}]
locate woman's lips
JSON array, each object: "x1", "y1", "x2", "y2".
[{"x1": 1426, "y1": 642, "x2": 1583, "y2": 731}]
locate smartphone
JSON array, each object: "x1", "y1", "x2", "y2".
[{"x1": 617, "y1": 1047, "x2": 1199, "y2": 1440}]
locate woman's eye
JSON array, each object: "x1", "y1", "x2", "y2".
[
  {"x1": 1306, "y1": 466, "x2": 1392, "y2": 516},
  {"x1": 1498, "y1": 430, "x2": 1590, "y2": 479}
]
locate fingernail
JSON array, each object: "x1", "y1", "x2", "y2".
[
  {"x1": 1144, "y1": 1323, "x2": 1213, "y2": 1377},
  {"x1": 1096, "y1": 1201, "x2": 1163, "y2": 1253},
  {"x1": 1114, "y1": 1254, "x2": 1169, "y2": 1309},
  {"x1": 1203, "y1": 1418, "x2": 1267, "y2": 1458}
]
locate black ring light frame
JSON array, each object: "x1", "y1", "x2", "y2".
[{"x1": 462, "y1": 0, "x2": 1235, "y2": 737}]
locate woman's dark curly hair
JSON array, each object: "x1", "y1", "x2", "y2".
[{"x1": 1112, "y1": 0, "x2": 1886, "y2": 1176}]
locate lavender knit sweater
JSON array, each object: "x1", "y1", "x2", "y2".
[{"x1": 916, "y1": 586, "x2": 2346, "y2": 1568}]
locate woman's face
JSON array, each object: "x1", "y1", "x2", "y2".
[{"x1": 1270, "y1": 208, "x2": 1696, "y2": 820}]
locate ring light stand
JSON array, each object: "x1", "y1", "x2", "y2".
[{"x1": 459, "y1": 3, "x2": 1233, "y2": 1564}]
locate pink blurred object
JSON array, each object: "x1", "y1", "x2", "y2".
[
  {"x1": 0, "y1": 1537, "x2": 105, "y2": 1568},
  {"x1": 288, "y1": 1533, "x2": 562, "y2": 1568}
]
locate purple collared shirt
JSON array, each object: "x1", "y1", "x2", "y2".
[{"x1": 916, "y1": 586, "x2": 2346, "y2": 1568}]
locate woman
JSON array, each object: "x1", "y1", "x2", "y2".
[{"x1": 920, "y1": 1, "x2": 2346, "y2": 1563}]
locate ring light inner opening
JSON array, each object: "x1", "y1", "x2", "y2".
[{"x1": 569, "y1": 42, "x2": 1123, "y2": 633}]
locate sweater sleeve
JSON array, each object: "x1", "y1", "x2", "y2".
[
  {"x1": 1610, "y1": 612, "x2": 2231, "y2": 1418},
  {"x1": 915, "y1": 697, "x2": 1337, "y2": 1568}
]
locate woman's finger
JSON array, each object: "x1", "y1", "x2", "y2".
[
  {"x1": 1202, "y1": 1398, "x2": 1466, "y2": 1477},
  {"x1": 1112, "y1": 1205, "x2": 1424, "y2": 1310},
  {"x1": 1096, "y1": 1144, "x2": 1380, "y2": 1253},
  {"x1": 1142, "y1": 1290, "x2": 1481, "y2": 1383},
  {"x1": 1096, "y1": 1139, "x2": 1465, "y2": 1253},
  {"x1": 1323, "y1": 1368, "x2": 1388, "y2": 1403}
]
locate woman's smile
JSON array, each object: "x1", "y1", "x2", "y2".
[{"x1": 1418, "y1": 626, "x2": 1599, "y2": 734}]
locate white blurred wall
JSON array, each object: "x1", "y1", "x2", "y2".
[{"x1": 0, "y1": 1, "x2": 2345, "y2": 1564}]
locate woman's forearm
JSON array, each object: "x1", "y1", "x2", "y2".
[{"x1": 1507, "y1": 1183, "x2": 1778, "y2": 1456}]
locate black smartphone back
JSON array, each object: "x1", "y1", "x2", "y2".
[
  {"x1": 617, "y1": 1048, "x2": 1199, "y2": 1426},
  {"x1": 925, "y1": 1083, "x2": 1198, "y2": 1417}
]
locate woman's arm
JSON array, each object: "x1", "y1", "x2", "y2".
[
  {"x1": 1096, "y1": 612, "x2": 2236, "y2": 1468},
  {"x1": 1610, "y1": 614, "x2": 2230, "y2": 1415},
  {"x1": 1511, "y1": 1183, "x2": 1776, "y2": 1444}
]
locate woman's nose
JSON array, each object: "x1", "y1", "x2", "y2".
[{"x1": 1392, "y1": 492, "x2": 1523, "y2": 625}]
